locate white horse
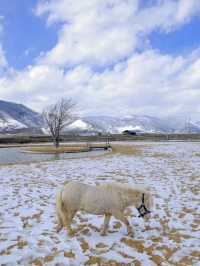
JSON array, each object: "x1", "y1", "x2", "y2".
[{"x1": 56, "y1": 181, "x2": 153, "y2": 236}]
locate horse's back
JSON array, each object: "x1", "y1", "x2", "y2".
[{"x1": 80, "y1": 184, "x2": 121, "y2": 214}]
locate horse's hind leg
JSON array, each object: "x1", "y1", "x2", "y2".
[
  {"x1": 113, "y1": 211, "x2": 134, "y2": 236},
  {"x1": 101, "y1": 213, "x2": 111, "y2": 236},
  {"x1": 56, "y1": 212, "x2": 63, "y2": 232}
]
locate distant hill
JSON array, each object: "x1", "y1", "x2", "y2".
[
  {"x1": 64, "y1": 115, "x2": 200, "y2": 134},
  {"x1": 65, "y1": 115, "x2": 172, "y2": 134},
  {"x1": 1, "y1": 99, "x2": 200, "y2": 134},
  {"x1": 0, "y1": 100, "x2": 43, "y2": 134}
]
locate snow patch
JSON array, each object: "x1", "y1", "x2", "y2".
[{"x1": 68, "y1": 119, "x2": 92, "y2": 130}]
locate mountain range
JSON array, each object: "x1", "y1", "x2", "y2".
[
  {"x1": 0, "y1": 99, "x2": 199, "y2": 134},
  {"x1": 0, "y1": 100, "x2": 43, "y2": 134}
]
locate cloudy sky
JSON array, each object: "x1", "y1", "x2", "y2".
[{"x1": 0, "y1": 0, "x2": 200, "y2": 119}]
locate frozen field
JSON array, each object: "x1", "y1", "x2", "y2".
[{"x1": 0, "y1": 142, "x2": 200, "y2": 266}]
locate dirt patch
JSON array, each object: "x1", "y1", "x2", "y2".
[
  {"x1": 64, "y1": 251, "x2": 75, "y2": 258},
  {"x1": 121, "y1": 238, "x2": 145, "y2": 253}
]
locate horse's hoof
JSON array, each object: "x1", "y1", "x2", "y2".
[
  {"x1": 127, "y1": 231, "x2": 134, "y2": 237},
  {"x1": 68, "y1": 231, "x2": 74, "y2": 237},
  {"x1": 56, "y1": 225, "x2": 62, "y2": 233},
  {"x1": 100, "y1": 231, "x2": 107, "y2": 236}
]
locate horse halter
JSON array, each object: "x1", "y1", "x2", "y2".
[{"x1": 137, "y1": 193, "x2": 151, "y2": 218}]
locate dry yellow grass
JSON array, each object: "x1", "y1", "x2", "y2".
[
  {"x1": 22, "y1": 143, "x2": 110, "y2": 154},
  {"x1": 22, "y1": 145, "x2": 90, "y2": 154},
  {"x1": 110, "y1": 144, "x2": 145, "y2": 156},
  {"x1": 64, "y1": 251, "x2": 75, "y2": 258}
]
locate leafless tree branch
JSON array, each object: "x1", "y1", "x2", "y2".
[{"x1": 42, "y1": 98, "x2": 76, "y2": 148}]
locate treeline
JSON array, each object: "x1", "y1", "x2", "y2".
[{"x1": 1, "y1": 133, "x2": 200, "y2": 144}]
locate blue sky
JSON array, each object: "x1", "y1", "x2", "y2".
[
  {"x1": 0, "y1": 0, "x2": 57, "y2": 69},
  {"x1": 0, "y1": 0, "x2": 200, "y2": 119},
  {"x1": 1, "y1": 0, "x2": 200, "y2": 69},
  {"x1": 149, "y1": 16, "x2": 200, "y2": 55}
]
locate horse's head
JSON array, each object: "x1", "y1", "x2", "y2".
[
  {"x1": 128, "y1": 188, "x2": 153, "y2": 219},
  {"x1": 137, "y1": 192, "x2": 152, "y2": 219}
]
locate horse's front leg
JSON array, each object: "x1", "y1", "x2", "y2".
[
  {"x1": 101, "y1": 213, "x2": 111, "y2": 236},
  {"x1": 113, "y1": 210, "x2": 134, "y2": 237}
]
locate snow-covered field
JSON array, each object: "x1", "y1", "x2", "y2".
[{"x1": 0, "y1": 142, "x2": 200, "y2": 266}]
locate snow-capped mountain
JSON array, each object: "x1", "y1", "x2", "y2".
[
  {"x1": 84, "y1": 115, "x2": 173, "y2": 133},
  {"x1": 65, "y1": 115, "x2": 174, "y2": 134},
  {"x1": 67, "y1": 119, "x2": 94, "y2": 131},
  {"x1": 161, "y1": 116, "x2": 200, "y2": 133},
  {"x1": 0, "y1": 100, "x2": 43, "y2": 133},
  {"x1": 1, "y1": 99, "x2": 200, "y2": 134},
  {"x1": 65, "y1": 115, "x2": 200, "y2": 134}
]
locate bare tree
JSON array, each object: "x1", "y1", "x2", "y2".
[{"x1": 43, "y1": 98, "x2": 75, "y2": 148}]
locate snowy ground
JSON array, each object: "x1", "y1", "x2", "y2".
[{"x1": 0, "y1": 142, "x2": 200, "y2": 266}]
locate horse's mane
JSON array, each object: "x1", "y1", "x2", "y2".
[{"x1": 100, "y1": 182, "x2": 149, "y2": 195}]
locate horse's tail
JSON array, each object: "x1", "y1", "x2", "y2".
[
  {"x1": 56, "y1": 187, "x2": 66, "y2": 230},
  {"x1": 56, "y1": 181, "x2": 71, "y2": 213},
  {"x1": 56, "y1": 182, "x2": 71, "y2": 228},
  {"x1": 56, "y1": 188, "x2": 64, "y2": 214}
]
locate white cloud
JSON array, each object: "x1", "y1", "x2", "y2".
[
  {"x1": 0, "y1": 45, "x2": 7, "y2": 68},
  {"x1": 1, "y1": 0, "x2": 200, "y2": 120},
  {"x1": 136, "y1": 0, "x2": 200, "y2": 33},
  {"x1": 0, "y1": 18, "x2": 7, "y2": 69},
  {"x1": 36, "y1": 0, "x2": 139, "y2": 67},
  {"x1": 1, "y1": 49, "x2": 200, "y2": 119},
  {"x1": 35, "y1": 0, "x2": 200, "y2": 67},
  {"x1": 176, "y1": 0, "x2": 200, "y2": 22}
]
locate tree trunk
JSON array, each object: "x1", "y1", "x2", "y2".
[
  {"x1": 55, "y1": 141, "x2": 59, "y2": 149},
  {"x1": 52, "y1": 137, "x2": 60, "y2": 149},
  {"x1": 55, "y1": 138, "x2": 60, "y2": 149}
]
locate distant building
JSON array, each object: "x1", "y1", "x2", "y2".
[{"x1": 122, "y1": 130, "x2": 137, "y2": 135}]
